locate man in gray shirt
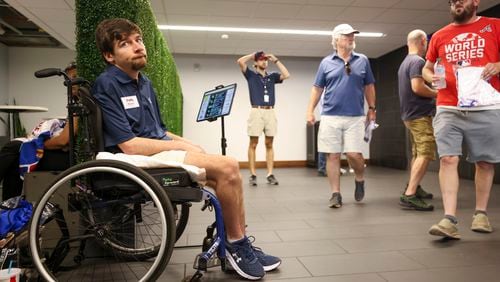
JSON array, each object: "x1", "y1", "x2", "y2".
[{"x1": 397, "y1": 29, "x2": 437, "y2": 211}]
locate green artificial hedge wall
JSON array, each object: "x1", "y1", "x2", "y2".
[{"x1": 75, "y1": 0, "x2": 183, "y2": 135}]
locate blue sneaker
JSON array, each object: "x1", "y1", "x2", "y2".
[
  {"x1": 247, "y1": 237, "x2": 281, "y2": 272},
  {"x1": 226, "y1": 237, "x2": 265, "y2": 280}
]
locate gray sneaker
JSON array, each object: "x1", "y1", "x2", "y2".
[
  {"x1": 249, "y1": 175, "x2": 257, "y2": 186},
  {"x1": 354, "y1": 180, "x2": 365, "y2": 202},
  {"x1": 329, "y1": 192, "x2": 342, "y2": 208},
  {"x1": 267, "y1": 174, "x2": 279, "y2": 185}
]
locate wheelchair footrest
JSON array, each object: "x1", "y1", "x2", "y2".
[{"x1": 193, "y1": 253, "x2": 222, "y2": 270}]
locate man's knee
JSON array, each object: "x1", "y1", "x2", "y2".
[
  {"x1": 476, "y1": 161, "x2": 494, "y2": 171},
  {"x1": 345, "y1": 152, "x2": 362, "y2": 160},
  {"x1": 249, "y1": 138, "x2": 259, "y2": 149},
  {"x1": 218, "y1": 156, "x2": 241, "y2": 184},
  {"x1": 265, "y1": 137, "x2": 274, "y2": 149},
  {"x1": 327, "y1": 153, "x2": 341, "y2": 161},
  {"x1": 440, "y1": 156, "x2": 459, "y2": 167}
]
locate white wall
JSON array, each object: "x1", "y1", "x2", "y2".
[
  {"x1": 8, "y1": 47, "x2": 76, "y2": 131},
  {"x1": 7, "y1": 48, "x2": 369, "y2": 161},
  {"x1": 175, "y1": 54, "x2": 321, "y2": 161}
]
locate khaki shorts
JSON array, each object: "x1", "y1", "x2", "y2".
[
  {"x1": 247, "y1": 108, "x2": 277, "y2": 137},
  {"x1": 318, "y1": 115, "x2": 365, "y2": 154},
  {"x1": 404, "y1": 116, "x2": 436, "y2": 161}
]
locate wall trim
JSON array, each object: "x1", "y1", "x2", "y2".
[
  {"x1": 238, "y1": 159, "x2": 364, "y2": 169},
  {"x1": 239, "y1": 160, "x2": 307, "y2": 169}
]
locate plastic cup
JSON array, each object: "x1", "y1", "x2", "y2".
[{"x1": 0, "y1": 268, "x2": 21, "y2": 282}]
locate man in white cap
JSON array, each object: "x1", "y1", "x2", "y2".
[{"x1": 306, "y1": 23, "x2": 376, "y2": 208}]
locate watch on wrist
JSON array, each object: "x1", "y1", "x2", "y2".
[{"x1": 368, "y1": 106, "x2": 376, "y2": 111}]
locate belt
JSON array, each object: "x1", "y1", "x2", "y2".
[{"x1": 252, "y1": 105, "x2": 274, "y2": 109}]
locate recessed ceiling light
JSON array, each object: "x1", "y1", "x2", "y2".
[
  {"x1": 158, "y1": 25, "x2": 385, "y2": 38},
  {"x1": 221, "y1": 34, "x2": 229, "y2": 39}
]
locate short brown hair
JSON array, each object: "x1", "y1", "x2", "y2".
[{"x1": 95, "y1": 18, "x2": 142, "y2": 60}]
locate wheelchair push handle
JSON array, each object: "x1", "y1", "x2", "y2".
[{"x1": 34, "y1": 68, "x2": 64, "y2": 78}]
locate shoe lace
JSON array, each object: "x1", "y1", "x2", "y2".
[
  {"x1": 233, "y1": 237, "x2": 258, "y2": 261},
  {"x1": 247, "y1": 236, "x2": 263, "y2": 254}
]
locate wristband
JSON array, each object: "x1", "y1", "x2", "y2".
[
  {"x1": 368, "y1": 106, "x2": 376, "y2": 111},
  {"x1": 274, "y1": 60, "x2": 279, "y2": 64}
]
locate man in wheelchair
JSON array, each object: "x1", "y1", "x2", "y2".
[{"x1": 92, "y1": 18, "x2": 280, "y2": 280}]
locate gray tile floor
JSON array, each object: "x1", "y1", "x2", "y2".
[{"x1": 161, "y1": 166, "x2": 500, "y2": 281}]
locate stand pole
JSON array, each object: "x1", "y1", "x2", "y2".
[{"x1": 220, "y1": 116, "x2": 227, "y2": 156}]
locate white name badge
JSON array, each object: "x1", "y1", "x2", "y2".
[
  {"x1": 121, "y1": 95, "x2": 140, "y2": 109},
  {"x1": 264, "y1": 94, "x2": 269, "y2": 103}
]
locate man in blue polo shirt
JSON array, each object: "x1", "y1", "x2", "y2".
[
  {"x1": 92, "y1": 18, "x2": 281, "y2": 280},
  {"x1": 306, "y1": 23, "x2": 376, "y2": 208},
  {"x1": 237, "y1": 51, "x2": 290, "y2": 186}
]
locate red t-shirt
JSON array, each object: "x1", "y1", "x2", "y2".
[{"x1": 426, "y1": 17, "x2": 500, "y2": 107}]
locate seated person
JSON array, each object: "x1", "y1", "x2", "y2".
[
  {"x1": 92, "y1": 18, "x2": 280, "y2": 280},
  {"x1": 0, "y1": 62, "x2": 78, "y2": 200}
]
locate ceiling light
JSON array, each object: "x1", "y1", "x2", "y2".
[
  {"x1": 158, "y1": 25, "x2": 385, "y2": 38},
  {"x1": 221, "y1": 34, "x2": 229, "y2": 39}
]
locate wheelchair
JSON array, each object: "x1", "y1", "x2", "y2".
[{"x1": 23, "y1": 68, "x2": 228, "y2": 281}]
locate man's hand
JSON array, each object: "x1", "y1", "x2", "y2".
[
  {"x1": 266, "y1": 54, "x2": 278, "y2": 63},
  {"x1": 367, "y1": 109, "x2": 376, "y2": 122},
  {"x1": 481, "y1": 62, "x2": 500, "y2": 81},
  {"x1": 307, "y1": 112, "x2": 316, "y2": 125}
]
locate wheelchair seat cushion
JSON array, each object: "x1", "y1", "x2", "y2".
[{"x1": 96, "y1": 152, "x2": 207, "y2": 184}]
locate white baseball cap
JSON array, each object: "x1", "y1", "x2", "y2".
[{"x1": 332, "y1": 24, "x2": 359, "y2": 37}]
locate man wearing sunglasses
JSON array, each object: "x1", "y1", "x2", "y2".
[
  {"x1": 423, "y1": 0, "x2": 500, "y2": 239},
  {"x1": 306, "y1": 23, "x2": 376, "y2": 208}
]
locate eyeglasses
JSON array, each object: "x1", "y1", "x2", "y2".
[
  {"x1": 448, "y1": 0, "x2": 465, "y2": 6},
  {"x1": 344, "y1": 62, "x2": 351, "y2": 75}
]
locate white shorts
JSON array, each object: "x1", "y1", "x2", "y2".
[
  {"x1": 318, "y1": 115, "x2": 365, "y2": 154},
  {"x1": 152, "y1": 150, "x2": 187, "y2": 163}
]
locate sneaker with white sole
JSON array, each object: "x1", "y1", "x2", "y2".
[
  {"x1": 246, "y1": 237, "x2": 281, "y2": 271},
  {"x1": 249, "y1": 175, "x2": 257, "y2": 186},
  {"x1": 471, "y1": 213, "x2": 493, "y2": 233},
  {"x1": 267, "y1": 174, "x2": 279, "y2": 185},
  {"x1": 226, "y1": 237, "x2": 265, "y2": 280},
  {"x1": 429, "y1": 218, "x2": 460, "y2": 239},
  {"x1": 329, "y1": 192, "x2": 342, "y2": 208}
]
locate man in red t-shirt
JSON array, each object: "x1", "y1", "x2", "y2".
[{"x1": 423, "y1": 0, "x2": 500, "y2": 240}]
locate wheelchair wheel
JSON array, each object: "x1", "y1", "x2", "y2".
[
  {"x1": 29, "y1": 159, "x2": 176, "y2": 282},
  {"x1": 174, "y1": 203, "x2": 190, "y2": 242}
]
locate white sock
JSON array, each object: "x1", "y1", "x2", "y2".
[{"x1": 228, "y1": 236, "x2": 245, "y2": 244}]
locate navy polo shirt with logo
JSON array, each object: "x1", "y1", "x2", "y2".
[
  {"x1": 92, "y1": 65, "x2": 169, "y2": 151},
  {"x1": 243, "y1": 68, "x2": 282, "y2": 106}
]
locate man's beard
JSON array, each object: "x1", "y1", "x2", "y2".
[
  {"x1": 344, "y1": 41, "x2": 356, "y2": 52},
  {"x1": 451, "y1": 3, "x2": 475, "y2": 24},
  {"x1": 131, "y1": 56, "x2": 147, "y2": 71}
]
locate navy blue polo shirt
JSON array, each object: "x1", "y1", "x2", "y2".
[
  {"x1": 243, "y1": 68, "x2": 282, "y2": 106},
  {"x1": 314, "y1": 51, "x2": 375, "y2": 116},
  {"x1": 92, "y1": 65, "x2": 169, "y2": 150}
]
